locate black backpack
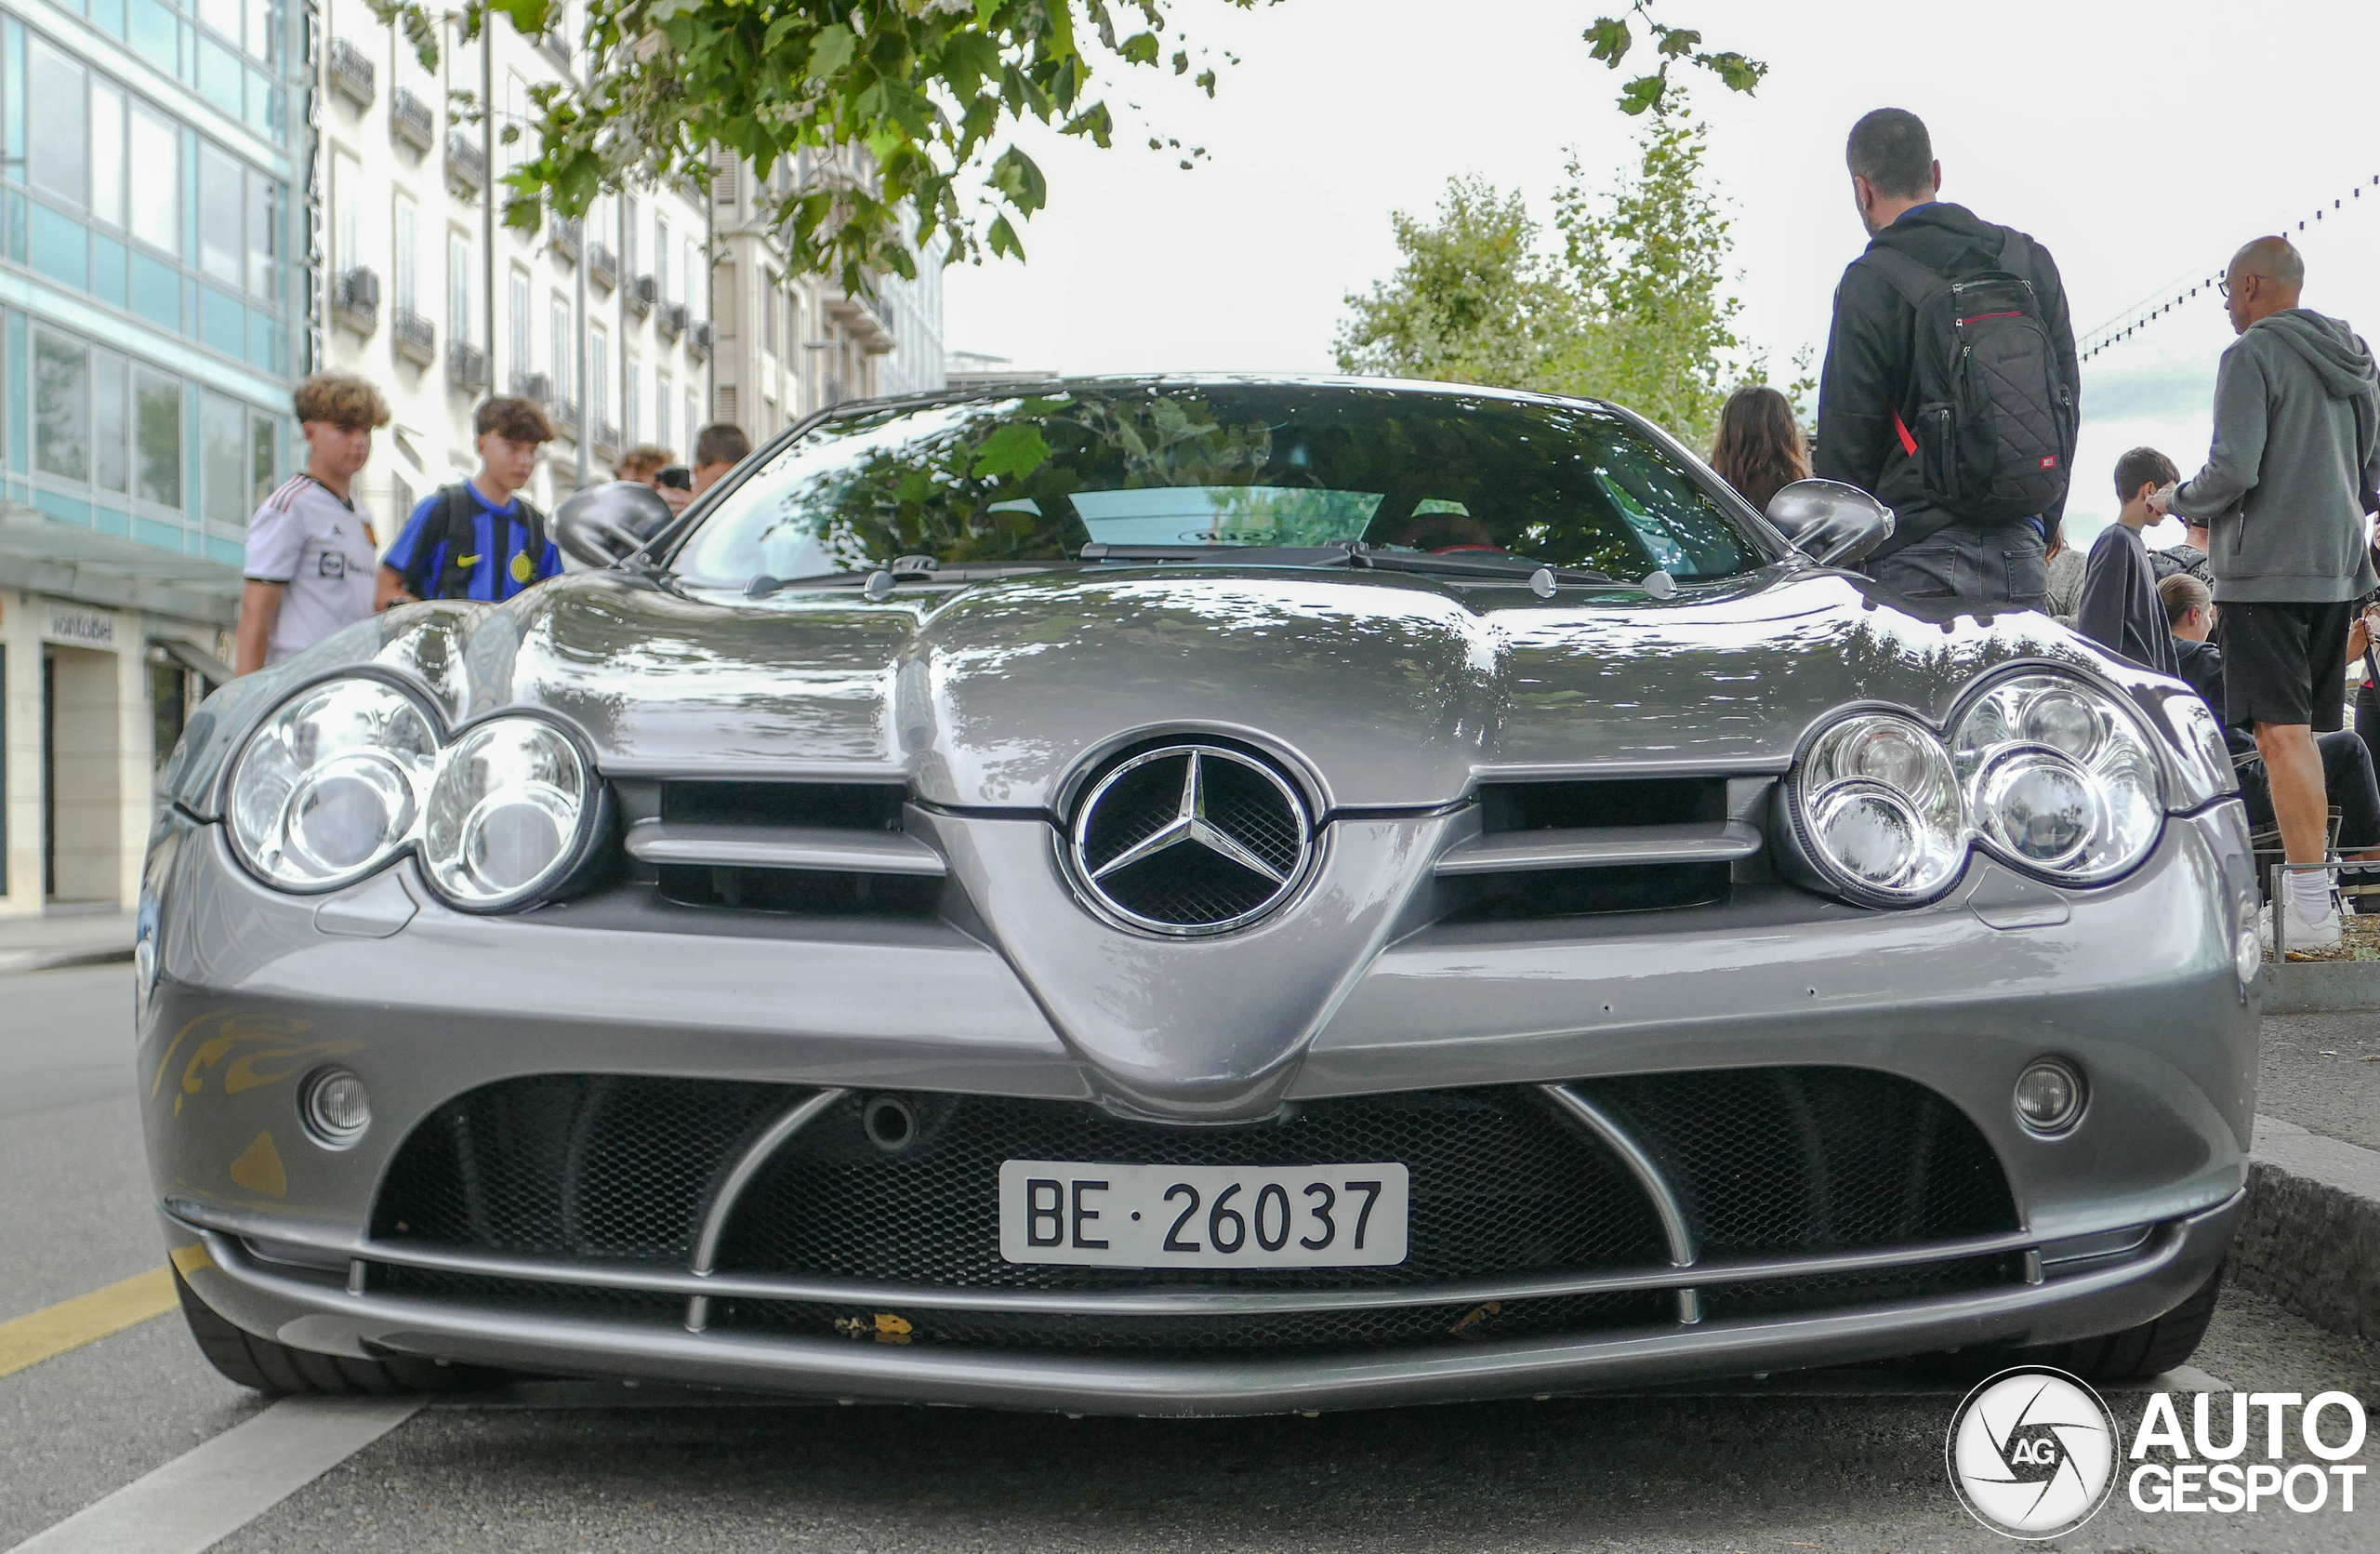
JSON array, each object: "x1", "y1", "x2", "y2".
[
  {"x1": 403, "y1": 484, "x2": 549, "y2": 601},
  {"x1": 1863, "y1": 232, "x2": 2074, "y2": 527}
]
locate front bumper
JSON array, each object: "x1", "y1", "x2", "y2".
[
  {"x1": 166, "y1": 1194, "x2": 2240, "y2": 1415},
  {"x1": 140, "y1": 800, "x2": 2259, "y2": 1413}
]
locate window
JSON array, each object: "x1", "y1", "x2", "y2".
[
  {"x1": 657, "y1": 370, "x2": 672, "y2": 452},
  {"x1": 588, "y1": 326, "x2": 609, "y2": 425},
  {"x1": 686, "y1": 390, "x2": 699, "y2": 451},
  {"x1": 135, "y1": 368, "x2": 180, "y2": 508},
  {"x1": 90, "y1": 81, "x2": 125, "y2": 230},
  {"x1": 393, "y1": 195, "x2": 418, "y2": 312},
  {"x1": 27, "y1": 38, "x2": 86, "y2": 209},
  {"x1": 198, "y1": 0, "x2": 239, "y2": 43},
  {"x1": 128, "y1": 106, "x2": 178, "y2": 255},
  {"x1": 509, "y1": 268, "x2": 531, "y2": 385},
  {"x1": 94, "y1": 352, "x2": 128, "y2": 494},
  {"x1": 251, "y1": 409, "x2": 275, "y2": 506},
  {"x1": 655, "y1": 216, "x2": 670, "y2": 300},
  {"x1": 623, "y1": 195, "x2": 639, "y2": 273},
  {"x1": 625, "y1": 352, "x2": 641, "y2": 443},
  {"x1": 202, "y1": 392, "x2": 247, "y2": 526},
  {"x1": 247, "y1": 173, "x2": 281, "y2": 302},
  {"x1": 198, "y1": 142, "x2": 242, "y2": 285},
  {"x1": 334, "y1": 151, "x2": 362, "y2": 275},
  {"x1": 761, "y1": 278, "x2": 776, "y2": 358},
  {"x1": 448, "y1": 231, "x2": 471, "y2": 346},
  {"x1": 244, "y1": 0, "x2": 277, "y2": 63},
  {"x1": 550, "y1": 295, "x2": 571, "y2": 398},
  {"x1": 684, "y1": 237, "x2": 700, "y2": 320},
  {"x1": 34, "y1": 330, "x2": 91, "y2": 482}
]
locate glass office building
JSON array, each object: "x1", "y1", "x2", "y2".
[{"x1": 0, "y1": 0, "x2": 304, "y2": 913}]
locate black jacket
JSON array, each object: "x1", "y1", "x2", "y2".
[
  {"x1": 2074, "y1": 523, "x2": 2180, "y2": 679},
  {"x1": 2174, "y1": 638, "x2": 2255, "y2": 758},
  {"x1": 1813, "y1": 203, "x2": 2080, "y2": 555}
]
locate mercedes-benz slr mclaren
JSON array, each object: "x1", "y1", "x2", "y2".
[{"x1": 141, "y1": 378, "x2": 2258, "y2": 1413}]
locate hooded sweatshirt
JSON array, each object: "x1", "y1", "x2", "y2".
[{"x1": 2171, "y1": 309, "x2": 2380, "y2": 603}]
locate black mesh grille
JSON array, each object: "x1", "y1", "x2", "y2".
[
  {"x1": 372, "y1": 1075, "x2": 808, "y2": 1263},
  {"x1": 717, "y1": 1088, "x2": 1669, "y2": 1290},
  {"x1": 715, "y1": 1290, "x2": 1673, "y2": 1356},
  {"x1": 369, "y1": 1264, "x2": 689, "y2": 1322},
  {"x1": 1694, "y1": 1254, "x2": 2018, "y2": 1322},
  {"x1": 1572, "y1": 1067, "x2": 2017, "y2": 1255}
]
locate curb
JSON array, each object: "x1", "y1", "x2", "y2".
[
  {"x1": 2232, "y1": 1115, "x2": 2380, "y2": 1341},
  {"x1": 2264, "y1": 959, "x2": 2380, "y2": 1014},
  {"x1": 0, "y1": 946, "x2": 134, "y2": 977}
]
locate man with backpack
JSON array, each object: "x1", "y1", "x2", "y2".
[
  {"x1": 377, "y1": 396, "x2": 562, "y2": 608},
  {"x1": 1814, "y1": 109, "x2": 2079, "y2": 608}
]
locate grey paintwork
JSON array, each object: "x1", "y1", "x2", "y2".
[{"x1": 138, "y1": 377, "x2": 2262, "y2": 1411}]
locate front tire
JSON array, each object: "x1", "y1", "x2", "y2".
[
  {"x1": 175, "y1": 1268, "x2": 479, "y2": 1395},
  {"x1": 1922, "y1": 1262, "x2": 2225, "y2": 1384}
]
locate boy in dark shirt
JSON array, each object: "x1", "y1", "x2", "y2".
[{"x1": 2074, "y1": 447, "x2": 2181, "y2": 677}]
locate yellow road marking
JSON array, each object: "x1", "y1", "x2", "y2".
[{"x1": 0, "y1": 1268, "x2": 178, "y2": 1380}]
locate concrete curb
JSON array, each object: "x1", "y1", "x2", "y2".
[
  {"x1": 2232, "y1": 1115, "x2": 2380, "y2": 1341},
  {"x1": 0, "y1": 947, "x2": 134, "y2": 977},
  {"x1": 2264, "y1": 958, "x2": 2380, "y2": 1014}
]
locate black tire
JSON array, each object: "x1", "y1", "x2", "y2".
[
  {"x1": 174, "y1": 1268, "x2": 481, "y2": 1396},
  {"x1": 1920, "y1": 1261, "x2": 2225, "y2": 1385}
]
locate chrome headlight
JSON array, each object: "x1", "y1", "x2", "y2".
[
  {"x1": 1787, "y1": 712, "x2": 1966, "y2": 905},
  {"x1": 228, "y1": 678, "x2": 438, "y2": 892},
  {"x1": 1952, "y1": 673, "x2": 2163, "y2": 883},
  {"x1": 419, "y1": 718, "x2": 592, "y2": 910}
]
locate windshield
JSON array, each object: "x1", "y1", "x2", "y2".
[{"x1": 674, "y1": 383, "x2": 1778, "y2": 585}]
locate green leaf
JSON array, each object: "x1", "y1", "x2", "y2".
[
  {"x1": 1652, "y1": 25, "x2": 1699, "y2": 59},
  {"x1": 970, "y1": 421, "x2": 1051, "y2": 481},
  {"x1": 1117, "y1": 30, "x2": 1160, "y2": 64},
  {"x1": 987, "y1": 213, "x2": 1026, "y2": 261},
  {"x1": 1619, "y1": 71, "x2": 1666, "y2": 115},
  {"x1": 809, "y1": 22, "x2": 857, "y2": 77},
  {"x1": 1583, "y1": 17, "x2": 1631, "y2": 67}
]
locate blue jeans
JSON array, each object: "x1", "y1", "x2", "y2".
[{"x1": 1863, "y1": 521, "x2": 2050, "y2": 609}]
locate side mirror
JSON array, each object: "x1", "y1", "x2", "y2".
[
  {"x1": 554, "y1": 480, "x2": 676, "y2": 569},
  {"x1": 1765, "y1": 479, "x2": 1896, "y2": 568}
]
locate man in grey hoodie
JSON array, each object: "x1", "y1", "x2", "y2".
[{"x1": 2154, "y1": 235, "x2": 2380, "y2": 949}]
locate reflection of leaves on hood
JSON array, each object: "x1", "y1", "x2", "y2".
[{"x1": 969, "y1": 423, "x2": 1052, "y2": 482}]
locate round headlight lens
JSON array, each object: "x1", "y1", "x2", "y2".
[
  {"x1": 421, "y1": 718, "x2": 589, "y2": 909},
  {"x1": 229, "y1": 679, "x2": 437, "y2": 891},
  {"x1": 1953, "y1": 674, "x2": 2165, "y2": 883},
  {"x1": 1793, "y1": 713, "x2": 1965, "y2": 903}
]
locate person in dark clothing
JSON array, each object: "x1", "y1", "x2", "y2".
[
  {"x1": 1815, "y1": 109, "x2": 2079, "y2": 608},
  {"x1": 2075, "y1": 448, "x2": 2181, "y2": 677},
  {"x1": 1707, "y1": 386, "x2": 1811, "y2": 516},
  {"x1": 2163, "y1": 574, "x2": 2380, "y2": 918}
]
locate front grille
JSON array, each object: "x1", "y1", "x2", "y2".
[
  {"x1": 370, "y1": 1265, "x2": 687, "y2": 1322},
  {"x1": 717, "y1": 1088, "x2": 1670, "y2": 1290},
  {"x1": 1479, "y1": 777, "x2": 1726, "y2": 832},
  {"x1": 1576, "y1": 1067, "x2": 2018, "y2": 1255},
  {"x1": 1694, "y1": 1253, "x2": 2018, "y2": 1322},
  {"x1": 372, "y1": 1075, "x2": 808, "y2": 1262},
  {"x1": 1445, "y1": 861, "x2": 1731, "y2": 920},
  {"x1": 654, "y1": 864, "x2": 940, "y2": 917},
  {"x1": 659, "y1": 780, "x2": 906, "y2": 831},
  {"x1": 715, "y1": 1290, "x2": 1673, "y2": 1356}
]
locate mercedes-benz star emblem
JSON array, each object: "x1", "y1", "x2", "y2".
[{"x1": 1069, "y1": 744, "x2": 1313, "y2": 936}]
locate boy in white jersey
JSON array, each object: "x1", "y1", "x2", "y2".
[{"x1": 236, "y1": 375, "x2": 392, "y2": 673}]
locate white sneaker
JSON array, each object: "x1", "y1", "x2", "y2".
[{"x1": 2258, "y1": 897, "x2": 2344, "y2": 951}]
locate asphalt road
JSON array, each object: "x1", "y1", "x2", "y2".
[{"x1": 3, "y1": 966, "x2": 2373, "y2": 1553}]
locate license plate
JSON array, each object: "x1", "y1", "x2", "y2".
[{"x1": 997, "y1": 1161, "x2": 1410, "y2": 1268}]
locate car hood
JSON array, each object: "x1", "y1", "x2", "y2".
[{"x1": 168, "y1": 563, "x2": 2154, "y2": 818}]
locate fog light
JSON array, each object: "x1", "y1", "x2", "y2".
[
  {"x1": 2235, "y1": 923, "x2": 2262, "y2": 986},
  {"x1": 2014, "y1": 1059, "x2": 2083, "y2": 1134},
  {"x1": 300, "y1": 1068, "x2": 371, "y2": 1149}
]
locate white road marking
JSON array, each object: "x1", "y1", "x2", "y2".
[{"x1": 5, "y1": 1396, "x2": 422, "y2": 1554}]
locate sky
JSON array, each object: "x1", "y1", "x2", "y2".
[{"x1": 941, "y1": 0, "x2": 2380, "y2": 546}]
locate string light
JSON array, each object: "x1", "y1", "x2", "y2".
[{"x1": 2078, "y1": 175, "x2": 2379, "y2": 362}]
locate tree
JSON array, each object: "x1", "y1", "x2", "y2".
[
  {"x1": 1333, "y1": 109, "x2": 1773, "y2": 449},
  {"x1": 375, "y1": 2, "x2": 1763, "y2": 297},
  {"x1": 375, "y1": 0, "x2": 1265, "y2": 294}
]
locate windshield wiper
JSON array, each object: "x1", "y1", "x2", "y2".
[{"x1": 1347, "y1": 547, "x2": 1612, "y2": 585}]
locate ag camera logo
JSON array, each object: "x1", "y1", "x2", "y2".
[{"x1": 1946, "y1": 1367, "x2": 2121, "y2": 1539}]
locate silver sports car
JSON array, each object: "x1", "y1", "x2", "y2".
[{"x1": 142, "y1": 377, "x2": 2257, "y2": 1414}]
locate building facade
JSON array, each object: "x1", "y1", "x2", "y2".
[{"x1": 0, "y1": 0, "x2": 306, "y2": 914}]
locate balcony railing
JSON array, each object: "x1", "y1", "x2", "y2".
[
  {"x1": 392, "y1": 307, "x2": 436, "y2": 367},
  {"x1": 549, "y1": 216, "x2": 581, "y2": 263},
  {"x1": 588, "y1": 242, "x2": 617, "y2": 292},
  {"x1": 445, "y1": 133, "x2": 487, "y2": 196},
  {"x1": 536, "y1": 32, "x2": 571, "y2": 70},
  {"x1": 548, "y1": 398, "x2": 580, "y2": 441},
  {"x1": 391, "y1": 87, "x2": 435, "y2": 153},
  {"x1": 333, "y1": 267, "x2": 380, "y2": 336},
  {"x1": 448, "y1": 340, "x2": 490, "y2": 392},
  {"x1": 687, "y1": 319, "x2": 714, "y2": 363},
  {"x1": 655, "y1": 301, "x2": 686, "y2": 341},
  {"x1": 510, "y1": 370, "x2": 552, "y2": 404},
  {"x1": 330, "y1": 38, "x2": 377, "y2": 108},
  {"x1": 591, "y1": 420, "x2": 621, "y2": 460},
  {"x1": 624, "y1": 273, "x2": 656, "y2": 320}
]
